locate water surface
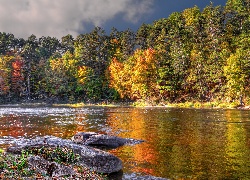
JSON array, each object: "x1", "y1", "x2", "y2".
[{"x1": 0, "y1": 105, "x2": 250, "y2": 179}]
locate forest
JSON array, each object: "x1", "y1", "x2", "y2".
[{"x1": 0, "y1": 0, "x2": 249, "y2": 106}]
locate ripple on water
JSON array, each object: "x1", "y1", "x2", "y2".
[{"x1": 0, "y1": 107, "x2": 95, "y2": 117}]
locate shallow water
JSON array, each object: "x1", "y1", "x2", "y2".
[{"x1": 0, "y1": 105, "x2": 250, "y2": 179}]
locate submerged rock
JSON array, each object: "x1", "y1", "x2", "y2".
[
  {"x1": 7, "y1": 136, "x2": 122, "y2": 174},
  {"x1": 72, "y1": 132, "x2": 144, "y2": 149}
]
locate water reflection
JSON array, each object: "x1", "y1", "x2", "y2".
[
  {"x1": 225, "y1": 110, "x2": 250, "y2": 179},
  {"x1": 0, "y1": 106, "x2": 250, "y2": 179},
  {"x1": 105, "y1": 108, "x2": 250, "y2": 179}
]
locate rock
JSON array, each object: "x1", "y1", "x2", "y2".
[
  {"x1": 72, "y1": 132, "x2": 144, "y2": 149},
  {"x1": 7, "y1": 136, "x2": 122, "y2": 174},
  {"x1": 72, "y1": 132, "x2": 98, "y2": 143},
  {"x1": 237, "y1": 105, "x2": 250, "y2": 110},
  {"x1": 28, "y1": 155, "x2": 75, "y2": 177}
]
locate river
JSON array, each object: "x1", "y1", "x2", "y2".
[{"x1": 0, "y1": 105, "x2": 250, "y2": 179}]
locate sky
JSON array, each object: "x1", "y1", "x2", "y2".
[{"x1": 0, "y1": 0, "x2": 227, "y2": 39}]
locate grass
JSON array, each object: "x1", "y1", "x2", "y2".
[
  {"x1": 0, "y1": 150, "x2": 35, "y2": 179},
  {"x1": 56, "y1": 102, "x2": 249, "y2": 109},
  {"x1": 24, "y1": 146, "x2": 80, "y2": 164},
  {"x1": 53, "y1": 101, "x2": 133, "y2": 108},
  {"x1": 51, "y1": 98, "x2": 250, "y2": 110}
]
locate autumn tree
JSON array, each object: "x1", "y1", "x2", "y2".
[
  {"x1": 11, "y1": 57, "x2": 25, "y2": 98},
  {"x1": 0, "y1": 0, "x2": 249, "y2": 105},
  {"x1": 109, "y1": 48, "x2": 158, "y2": 100},
  {"x1": 0, "y1": 55, "x2": 12, "y2": 98},
  {"x1": 0, "y1": 54, "x2": 25, "y2": 101},
  {"x1": 108, "y1": 57, "x2": 127, "y2": 99}
]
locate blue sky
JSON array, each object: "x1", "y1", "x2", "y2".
[
  {"x1": 144, "y1": 0, "x2": 227, "y2": 25},
  {"x1": 0, "y1": 0, "x2": 227, "y2": 39},
  {"x1": 101, "y1": 0, "x2": 228, "y2": 33}
]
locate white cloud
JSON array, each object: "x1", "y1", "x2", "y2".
[{"x1": 0, "y1": 0, "x2": 154, "y2": 39}]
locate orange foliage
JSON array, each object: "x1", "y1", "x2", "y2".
[
  {"x1": 108, "y1": 57, "x2": 127, "y2": 98},
  {"x1": 11, "y1": 58, "x2": 24, "y2": 93},
  {"x1": 111, "y1": 38, "x2": 119, "y2": 44},
  {"x1": 12, "y1": 59, "x2": 23, "y2": 71},
  {"x1": 109, "y1": 48, "x2": 158, "y2": 100}
]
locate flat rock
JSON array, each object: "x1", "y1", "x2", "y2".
[
  {"x1": 72, "y1": 132, "x2": 144, "y2": 149},
  {"x1": 7, "y1": 136, "x2": 122, "y2": 174}
]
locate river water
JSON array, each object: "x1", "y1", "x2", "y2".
[{"x1": 0, "y1": 105, "x2": 250, "y2": 179}]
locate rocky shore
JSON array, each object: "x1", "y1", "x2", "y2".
[{"x1": 3, "y1": 132, "x2": 145, "y2": 179}]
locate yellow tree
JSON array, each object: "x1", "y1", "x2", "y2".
[
  {"x1": 109, "y1": 48, "x2": 158, "y2": 100},
  {"x1": 129, "y1": 48, "x2": 158, "y2": 100},
  {"x1": 108, "y1": 57, "x2": 127, "y2": 98},
  {"x1": 224, "y1": 48, "x2": 249, "y2": 104},
  {"x1": 0, "y1": 55, "x2": 13, "y2": 96}
]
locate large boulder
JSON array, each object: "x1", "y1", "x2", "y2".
[
  {"x1": 7, "y1": 136, "x2": 122, "y2": 174},
  {"x1": 72, "y1": 132, "x2": 144, "y2": 149}
]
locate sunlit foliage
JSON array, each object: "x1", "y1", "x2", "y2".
[
  {"x1": 109, "y1": 48, "x2": 158, "y2": 100},
  {"x1": 0, "y1": 55, "x2": 13, "y2": 96},
  {"x1": 0, "y1": 0, "x2": 250, "y2": 105}
]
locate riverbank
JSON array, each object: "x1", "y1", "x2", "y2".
[
  {"x1": 53, "y1": 100, "x2": 250, "y2": 110},
  {"x1": 1, "y1": 99, "x2": 250, "y2": 110}
]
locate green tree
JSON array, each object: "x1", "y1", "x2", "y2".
[
  {"x1": 45, "y1": 52, "x2": 78, "y2": 102},
  {"x1": 136, "y1": 23, "x2": 152, "y2": 50},
  {"x1": 109, "y1": 28, "x2": 135, "y2": 62},
  {"x1": 20, "y1": 35, "x2": 39, "y2": 100},
  {"x1": 224, "y1": 34, "x2": 250, "y2": 104},
  {"x1": 199, "y1": 4, "x2": 227, "y2": 100},
  {"x1": 38, "y1": 36, "x2": 60, "y2": 60},
  {"x1": 0, "y1": 33, "x2": 18, "y2": 55},
  {"x1": 74, "y1": 27, "x2": 111, "y2": 101},
  {"x1": 61, "y1": 34, "x2": 75, "y2": 54},
  {"x1": 167, "y1": 12, "x2": 191, "y2": 101}
]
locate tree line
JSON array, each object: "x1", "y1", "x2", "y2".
[{"x1": 0, "y1": 1, "x2": 249, "y2": 105}]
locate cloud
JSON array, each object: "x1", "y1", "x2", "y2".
[{"x1": 0, "y1": 0, "x2": 154, "y2": 39}]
